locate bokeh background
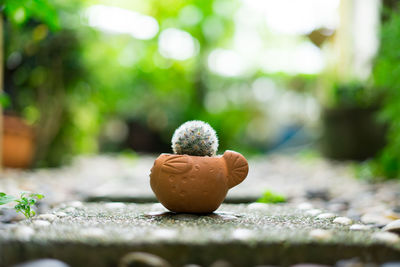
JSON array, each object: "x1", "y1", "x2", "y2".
[{"x1": 1, "y1": 0, "x2": 400, "y2": 180}]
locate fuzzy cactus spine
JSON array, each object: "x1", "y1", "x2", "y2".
[{"x1": 172, "y1": 120, "x2": 218, "y2": 156}]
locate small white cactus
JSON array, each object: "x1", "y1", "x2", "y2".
[{"x1": 171, "y1": 120, "x2": 218, "y2": 156}]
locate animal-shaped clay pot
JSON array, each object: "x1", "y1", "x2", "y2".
[{"x1": 150, "y1": 150, "x2": 248, "y2": 213}]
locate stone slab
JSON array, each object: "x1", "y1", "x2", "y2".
[
  {"x1": 1, "y1": 203, "x2": 399, "y2": 267},
  {"x1": 1, "y1": 154, "x2": 400, "y2": 229},
  {"x1": 77, "y1": 155, "x2": 365, "y2": 203},
  {"x1": 3, "y1": 154, "x2": 396, "y2": 205}
]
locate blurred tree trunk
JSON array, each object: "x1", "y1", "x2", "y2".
[
  {"x1": 34, "y1": 56, "x2": 65, "y2": 165},
  {"x1": 194, "y1": 68, "x2": 206, "y2": 109},
  {"x1": 335, "y1": 0, "x2": 353, "y2": 82},
  {"x1": 333, "y1": 0, "x2": 380, "y2": 82}
]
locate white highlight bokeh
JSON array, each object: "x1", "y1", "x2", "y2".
[
  {"x1": 158, "y1": 28, "x2": 199, "y2": 61},
  {"x1": 86, "y1": 5, "x2": 159, "y2": 40}
]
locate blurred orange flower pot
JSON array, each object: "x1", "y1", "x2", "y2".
[{"x1": 2, "y1": 115, "x2": 35, "y2": 168}]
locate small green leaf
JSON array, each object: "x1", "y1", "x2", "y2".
[
  {"x1": 11, "y1": 192, "x2": 45, "y2": 219},
  {"x1": 31, "y1": 193, "x2": 44, "y2": 199},
  {"x1": 257, "y1": 190, "x2": 287, "y2": 204},
  {"x1": 0, "y1": 194, "x2": 16, "y2": 205}
]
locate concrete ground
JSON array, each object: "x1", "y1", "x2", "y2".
[
  {"x1": 0, "y1": 154, "x2": 400, "y2": 266},
  {"x1": 1, "y1": 203, "x2": 400, "y2": 266}
]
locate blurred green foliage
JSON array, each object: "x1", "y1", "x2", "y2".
[
  {"x1": 366, "y1": 7, "x2": 400, "y2": 179},
  {"x1": 318, "y1": 69, "x2": 379, "y2": 109},
  {"x1": 329, "y1": 82, "x2": 377, "y2": 108},
  {"x1": 2, "y1": 0, "x2": 261, "y2": 166},
  {"x1": 3, "y1": 0, "x2": 91, "y2": 166},
  {"x1": 3, "y1": 0, "x2": 60, "y2": 31},
  {"x1": 0, "y1": 92, "x2": 10, "y2": 108},
  {"x1": 81, "y1": 0, "x2": 260, "y2": 156},
  {"x1": 2, "y1": 0, "x2": 317, "y2": 166}
]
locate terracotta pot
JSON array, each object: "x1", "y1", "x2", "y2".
[
  {"x1": 150, "y1": 150, "x2": 249, "y2": 213},
  {"x1": 2, "y1": 115, "x2": 35, "y2": 168}
]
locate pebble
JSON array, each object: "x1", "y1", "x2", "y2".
[
  {"x1": 210, "y1": 260, "x2": 232, "y2": 267},
  {"x1": 37, "y1": 214, "x2": 57, "y2": 222},
  {"x1": 372, "y1": 232, "x2": 400, "y2": 243},
  {"x1": 309, "y1": 229, "x2": 332, "y2": 240},
  {"x1": 345, "y1": 210, "x2": 361, "y2": 222},
  {"x1": 12, "y1": 258, "x2": 70, "y2": 267},
  {"x1": 383, "y1": 219, "x2": 400, "y2": 235},
  {"x1": 67, "y1": 201, "x2": 83, "y2": 208},
  {"x1": 381, "y1": 262, "x2": 400, "y2": 267},
  {"x1": 316, "y1": 213, "x2": 336, "y2": 219},
  {"x1": 297, "y1": 203, "x2": 313, "y2": 210},
  {"x1": 292, "y1": 264, "x2": 330, "y2": 267},
  {"x1": 152, "y1": 229, "x2": 177, "y2": 240},
  {"x1": 306, "y1": 188, "x2": 330, "y2": 201},
  {"x1": 305, "y1": 209, "x2": 322, "y2": 216},
  {"x1": 394, "y1": 206, "x2": 400, "y2": 214},
  {"x1": 361, "y1": 213, "x2": 393, "y2": 225},
  {"x1": 119, "y1": 252, "x2": 171, "y2": 267},
  {"x1": 335, "y1": 258, "x2": 365, "y2": 267},
  {"x1": 0, "y1": 208, "x2": 22, "y2": 223},
  {"x1": 32, "y1": 220, "x2": 51, "y2": 227},
  {"x1": 247, "y1": 202, "x2": 269, "y2": 210},
  {"x1": 104, "y1": 202, "x2": 126, "y2": 209},
  {"x1": 349, "y1": 224, "x2": 371, "y2": 231},
  {"x1": 0, "y1": 223, "x2": 15, "y2": 232},
  {"x1": 14, "y1": 226, "x2": 35, "y2": 240},
  {"x1": 333, "y1": 217, "x2": 352, "y2": 225},
  {"x1": 328, "y1": 202, "x2": 348, "y2": 213},
  {"x1": 54, "y1": 212, "x2": 67, "y2": 217},
  {"x1": 80, "y1": 228, "x2": 106, "y2": 239},
  {"x1": 232, "y1": 228, "x2": 255, "y2": 240},
  {"x1": 64, "y1": 207, "x2": 76, "y2": 213}
]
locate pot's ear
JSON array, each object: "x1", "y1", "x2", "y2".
[
  {"x1": 161, "y1": 155, "x2": 192, "y2": 174},
  {"x1": 223, "y1": 150, "x2": 249, "y2": 189}
]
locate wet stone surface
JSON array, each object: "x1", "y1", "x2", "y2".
[{"x1": 1, "y1": 203, "x2": 399, "y2": 267}]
